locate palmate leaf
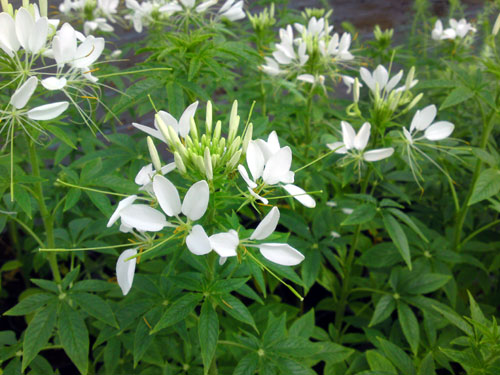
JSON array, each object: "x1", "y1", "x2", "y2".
[
  {"x1": 58, "y1": 303, "x2": 89, "y2": 375},
  {"x1": 151, "y1": 293, "x2": 202, "y2": 333}
]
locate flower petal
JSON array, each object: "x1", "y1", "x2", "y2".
[
  {"x1": 373, "y1": 65, "x2": 389, "y2": 90},
  {"x1": 52, "y1": 23, "x2": 77, "y2": 66},
  {"x1": 15, "y1": 8, "x2": 34, "y2": 51},
  {"x1": 386, "y1": 70, "x2": 403, "y2": 93},
  {"x1": 73, "y1": 36, "x2": 104, "y2": 68},
  {"x1": 327, "y1": 141, "x2": 347, "y2": 154},
  {"x1": 341, "y1": 121, "x2": 356, "y2": 150},
  {"x1": 186, "y1": 225, "x2": 212, "y2": 255},
  {"x1": 152, "y1": 175, "x2": 181, "y2": 217},
  {"x1": 120, "y1": 204, "x2": 167, "y2": 232},
  {"x1": 262, "y1": 146, "x2": 292, "y2": 185},
  {"x1": 411, "y1": 104, "x2": 437, "y2": 132},
  {"x1": 282, "y1": 184, "x2": 316, "y2": 208},
  {"x1": 360, "y1": 67, "x2": 375, "y2": 92},
  {"x1": 41, "y1": 77, "x2": 67, "y2": 90},
  {"x1": 10, "y1": 76, "x2": 37, "y2": 109},
  {"x1": 353, "y1": 122, "x2": 371, "y2": 151},
  {"x1": 178, "y1": 101, "x2": 198, "y2": 137},
  {"x1": 116, "y1": 249, "x2": 137, "y2": 295},
  {"x1": 132, "y1": 122, "x2": 166, "y2": 143},
  {"x1": 424, "y1": 121, "x2": 454, "y2": 141},
  {"x1": 29, "y1": 16, "x2": 48, "y2": 54},
  {"x1": 246, "y1": 141, "x2": 265, "y2": 181},
  {"x1": 182, "y1": 180, "x2": 209, "y2": 221},
  {"x1": 238, "y1": 165, "x2": 257, "y2": 189},
  {"x1": 250, "y1": 206, "x2": 279, "y2": 240},
  {"x1": 248, "y1": 187, "x2": 269, "y2": 205},
  {"x1": 258, "y1": 243, "x2": 304, "y2": 266},
  {"x1": 363, "y1": 148, "x2": 394, "y2": 162},
  {"x1": 107, "y1": 195, "x2": 137, "y2": 227},
  {"x1": 0, "y1": 13, "x2": 19, "y2": 56},
  {"x1": 27, "y1": 101, "x2": 69, "y2": 120},
  {"x1": 209, "y1": 230, "x2": 239, "y2": 257}
]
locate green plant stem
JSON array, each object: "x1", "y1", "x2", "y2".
[
  {"x1": 452, "y1": 100, "x2": 496, "y2": 251},
  {"x1": 304, "y1": 87, "x2": 314, "y2": 154},
  {"x1": 334, "y1": 168, "x2": 373, "y2": 337},
  {"x1": 28, "y1": 140, "x2": 61, "y2": 283},
  {"x1": 11, "y1": 216, "x2": 44, "y2": 248},
  {"x1": 460, "y1": 219, "x2": 500, "y2": 247}
]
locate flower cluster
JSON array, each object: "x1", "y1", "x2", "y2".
[
  {"x1": 261, "y1": 15, "x2": 354, "y2": 87},
  {"x1": 109, "y1": 100, "x2": 315, "y2": 295},
  {"x1": 59, "y1": 0, "x2": 119, "y2": 34},
  {"x1": 432, "y1": 18, "x2": 476, "y2": 41}
]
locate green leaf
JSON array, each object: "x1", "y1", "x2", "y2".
[
  {"x1": 45, "y1": 125, "x2": 77, "y2": 149},
  {"x1": 440, "y1": 86, "x2": 474, "y2": 110},
  {"x1": 467, "y1": 291, "x2": 487, "y2": 325},
  {"x1": 71, "y1": 280, "x2": 115, "y2": 292},
  {"x1": 377, "y1": 337, "x2": 416, "y2": 375},
  {"x1": 103, "y1": 338, "x2": 120, "y2": 375},
  {"x1": 386, "y1": 208, "x2": 428, "y2": 243},
  {"x1": 58, "y1": 303, "x2": 89, "y2": 375},
  {"x1": 64, "y1": 188, "x2": 81, "y2": 212},
  {"x1": 357, "y1": 243, "x2": 401, "y2": 268},
  {"x1": 133, "y1": 308, "x2": 159, "y2": 367},
  {"x1": 61, "y1": 266, "x2": 80, "y2": 290},
  {"x1": 15, "y1": 186, "x2": 32, "y2": 218},
  {"x1": 341, "y1": 204, "x2": 377, "y2": 226},
  {"x1": 4, "y1": 293, "x2": 55, "y2": 316},
  {"x1": 30, "y1": 279, "x2": 58, "y2": 293},
  {"x1": 199, "y1": 300, "x2": 219, "y2": 374},
  {"x1": 289, "y1": 309, "x2": 315, "y2": 339},
  {"x1": 369, "y1": 295, "x2": 396, "y2": 327},
  {"x1": 383, "y1": 214, "x2": 411, "y2": 270},
  {"x1": 85, "y1": 191, "x2": 112, "y2": 216},
  {"x1": 152, "y1": 293, "x2": 202, "y2": 333},
  {"x1": 217, "y1": 294, "x2": 257, "y2": 332},
  {"x1": 366, "y1": 350, "x2": 397, "y2": 373},
  {"x1": 418, "y1": 352, "x2": 436, "y2": 375},
  {"x1": 432, "y1": 303, "x2": 473, "y2": 336},
  {"x1": 468, "y1": 168, "x2": 500, "y2": 205},
  {"x1": 404, "y1": 274, "x2": 451, "y2": 295},
  {"x1": 22, "y1": 303, "x2": 57, "y2": 371},
  {"x1": 72, "y1": 293, "x2": 119, "y2": 328},
  {"x1": 233, "y1": 353, "x2": 259, "y2": 375},
  {"x1": 397, "y1": 302, "x2": 420, "y2": 356}
]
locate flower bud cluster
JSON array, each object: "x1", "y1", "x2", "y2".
[{"x1": 248, "y1": 3, "x2": 275, "y2": 32}]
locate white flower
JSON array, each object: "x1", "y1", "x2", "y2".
[
  {"x1": 261, "y1": 57, "x2": 282, "y2": 76},
  {"x1": 125, "y1": 0, "x2": 154, "y2": 32},
  {"x1": 98, "y1": 0, "x2": 119, "y2": 19},
  {"x1": 327, "y1": 121, "x2": 394, "y2": 162},
  {"x1": 238, "y1": 131, "x2": 315, "y2": 208},
  {"x1": 432, "y1": 18, "x2": 476, "y2": 40},
  {"x1": 320, "y1": 32, "x2": 354, "y2": 61},
  {"x1": 133, "y1": 101, "x2": 199, "y2": 140},
  {"x1": 341, "y1": 75, "x2": 362, "y2": 94},
  {"x1": 107, "y1": 194, "x2": 169, "y2": 233},
  {"x1": 218, "y1": 0, "x2": 245, "y2": 21},
  {"x1": 404, "y1": 104, "x2": 454, "y2": 143},
  {"x1": 84, "y1": 18, "x2": 114, "y2": 35},
  {"x1": 249, "y1": 207, "x2": 305, "y2": 266},
  {"x1": 135, "y1": 162, "x2": 176, "y2": 194},
  {"x1": 297, "y1": 74, "x2": 325, "y2": 86},
  {"x1": 116, "y1": 248, "x2": 137, "y2": 295},
  {"x1": 209, "y1": 229, "x2": 239, "y2": 258},
  {"x1": 432, "y1": 20, "x2": 444, "y2": 40}
]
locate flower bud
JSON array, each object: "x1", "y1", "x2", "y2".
[
  {"x1": 228, "y1": 101, "x2": 239, "y2": 143},
  {"x1": 147, "y1": 137, "x2": 162, "y2": 172},
  {"x1": 168, "y1": 125, "x2": 181, "y2": 146},
  {"x1": 242, "y1": 123, "x2": 253, "y2": 153},
  {"x1": 190, "y1": 117, "x2": 199, "y2": 143},
  {"x1": 353, "y1": 78, "x2": 360, "y2": 104},
  {"x1": 407, "y1": 93, "x2": 423, "y2": 111},
  {"x1": 194, "y1": 155, "x2": 205, "y2": 176},
  {"x1": 211, "y1": 154, "x2": 219, "y2": 169},
  {"x1": 174, "y1": 151, "x2": 187, "y2": 174},
  {"x1": 494, "y1": 13, "x2": 500, "y2": 36},
  {"x1": 213, "y1": 120, "x2": 221, "y2": 145},
  {"x1": 155, "y1": 114, "x2": 171, "y2": 144},
  {"x1": 405, "y1": 66, "x2": 415, "y2": 91},
  {"x1": 217, "y1": 137, "x2": 226, "y2": 155},
  {"x1": 227, "y1": 149, "x2": 242, "y2": 170},
  {"x1": 175, "y1": 140, "x2": 189, "y2": 161},
  {"x1": 1, "y1": 0, "x2": 13, "y2": 15},
  {"x1": 206, "y1": 100, "x2": 213, "y2": 134},
  {"x1": 388, "y1": 90, "x2": 403, "y2": 111},
  {"x1": 39, "y1": 0, "x2": 47, "y2": 17},
  {"x1": 204, "y1": 147, "x2": 213, "y2": 180}
]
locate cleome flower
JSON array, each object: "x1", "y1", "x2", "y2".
[
  {"x1": 238, "y1": 131, "x2": 316, "y2": 208},
  {"x1": 327, "y1": 121, "x2": 394, "y2": 162},
  {"x1": 432, "y1": 18, "x2": 476, "y2": 41}
]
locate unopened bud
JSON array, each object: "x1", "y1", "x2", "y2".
[
  {"x1": 174, "y1": 151, "x2": 187, "y2": 174},
  {"x1": 175, "y1": 140, "x2": 189, "y2": 160},
  {"x1": 155, "y1": 114, "x2": 171, "y2": 144},
  {"x1": 388, "y1": 90, "x2": 402, "y2": 111},
  {"x1": 407, "y1": 93, "x2": 423, "y2": 111},
  {"x1": 213, "y1": 120, "x2": 221, "y2": 144},
  {"x1": 242, "y1": 123, "x2": 253, "y2": 153},
  {"x1": 405, "y1": 67, "x2": 415, "y2": 91},
  {"x1": 206, "y1": 100, "x2": 213, "y2": 134},
  {"x1": 227, "y1": 149, "x2": 242, "y2": 169},
  {"x1": 204, "y1": 147, "x2": 213, "y2": 180},
  {"x1": 374, "y1": 82, "x2": 381, "y2": 103},
  {"x1": 228, "y1": 101, "x2": 239, "y2": 143},
  {"x1": 211, "y1": 154, "x2": 219, "y2": 169},
  {"x1": 194, "y1": 155, "x2": 205, "y2": 176},
  {"x1": 168, "y1": 125, "x2": 181, "y2": 147},
  {"x1": 190, "y1": 117, "x2": 198, "y2": 143},
  {"x1": 227, "y1": 136, "x2": 241, "y2": 157},
  {"x1": 353, "y1": 78, "x2": 360, "y2": 103},
  {"x1": 147, "y1": 137, "x2": 162, "y2": 172},
  {"x1": 39, "y1": 0, "x2": 47, "y2": 17},
  {"x1": 217, "y1": 137, "x2": 226, "y2": 155},
  {"x1": 494, "y1": 13, "x2": 500, "y2": 36}
]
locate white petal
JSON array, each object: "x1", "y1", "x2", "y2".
[
  {"x1": 386, "y1": 70, "x2": 403, "y2": 93},
  {"x1": 297, "y1": 74, "x2": 315, "y2": 84},
  {"x1": 135, "y1": 163, "x2": 154, "y2": 186},
  {"x1": 248, "y1": 187, "x2": 269, "y2": 205},
  {"x1": 246, "y1": 141, "x2": 265, "y2": 181},
  {"x1": 0, "y1": 13, "x2": 19, "y2": 55},
  {"x1": 411, "y1": 104, "x2": 437, "y2": 132},
  {"x1": 10, "y1": 76, "x2": 37, "y2": 109},
  {"x1": 424, "y1": 121, "x2": 454, "y2": 141},
  {"x1": 363, "y1": 148, "x2": 395, "y2": 162},
  {"x1": 73, "y1": 36, "x2": 104, "y2": 68},
  {"x1": 209, "y1": 230, "x2": 239, "y2": 257},
  {"x1": 178, "y1": 101, "x2": 198, "y2": 138},
  {"x1": 132, "y1": 122, "x2": 166, "y2": 143},
  {"x1": 403, "y1": 127, "x2": 413, "y2": 143},
  {"x1": 41, "y1": 77, "x2": 67, "y2": 90},
  {"x1": 29, "y1": 16, "x2": 48, "y2": 53},
  {"x1": 120, "y1": 204, "x2": 167, "y2": 232},
  {"x1": 116, "y1": 249, "x2": 137, "y2": 295},
  {"x1": 27, "y1": 101, "x2": 69, "y2": 120},
  {"x1": 238, "y1": 165, "x2": 257, "y2": 189},
  {"x1": 341, "y1": 121, "x2": 356, "y2": 150},
  {"x1": 186, "y1": 225, "x2": 212, "y2": 255},
  {"x1": 262, "y1": 146, "x2": 292, "y2": 185},
  {"x1": 152, "y1": 175, "x2": 181, "y2": 217},
  {"x1": 15, "y1": 8, "x2": 34, "y2": 51},
  {"x1": 327, "y1": 141, "x2": 347, "y2": 154},
  {"x1": 354, "y1": 122, "x2": 371, "y2": 151},
  {"x1": 258, "y1": 243, "x2": 304, "y2": 266},
  {"x1": 360, "y1": 67, "x2": 375, "y2": 92},
  {"x1": 182, "y1": 180, "x2": 209, "y2": 221},
  {"x1": 373, "y1": 65, "x2": 389, "y2": 89},
  {"x1": 282, "y1": 184, "x2": 316, "y2": 208},
  {"x1": 107, "y1": 195, "x2": 137, "y2": 227},
  {"x1": 160, "y1": 162, "x2": 176, "y2": 175},
  {"x1": 53, "y1": 23, "x2": 77, "y2": 66},
  {"x1": 250, "y1": 206, "x2": 279, "y2": 240}
]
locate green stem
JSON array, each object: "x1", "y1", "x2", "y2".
[
  {"x1": 460, "y1": 219, "x2": 500, "y2": 247},
  {"x1": 304, "y1": 87, "x2": 314, "y2": 151},
  {"x1": 11, "y1": 216, "x2": 45, "y2": 248},
  {"x1": 452, "y1": 100, "x2": 496, "y2": 251},
  {"x1": 28, "y1": 140, "x2": 61, "y2": 283}
]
